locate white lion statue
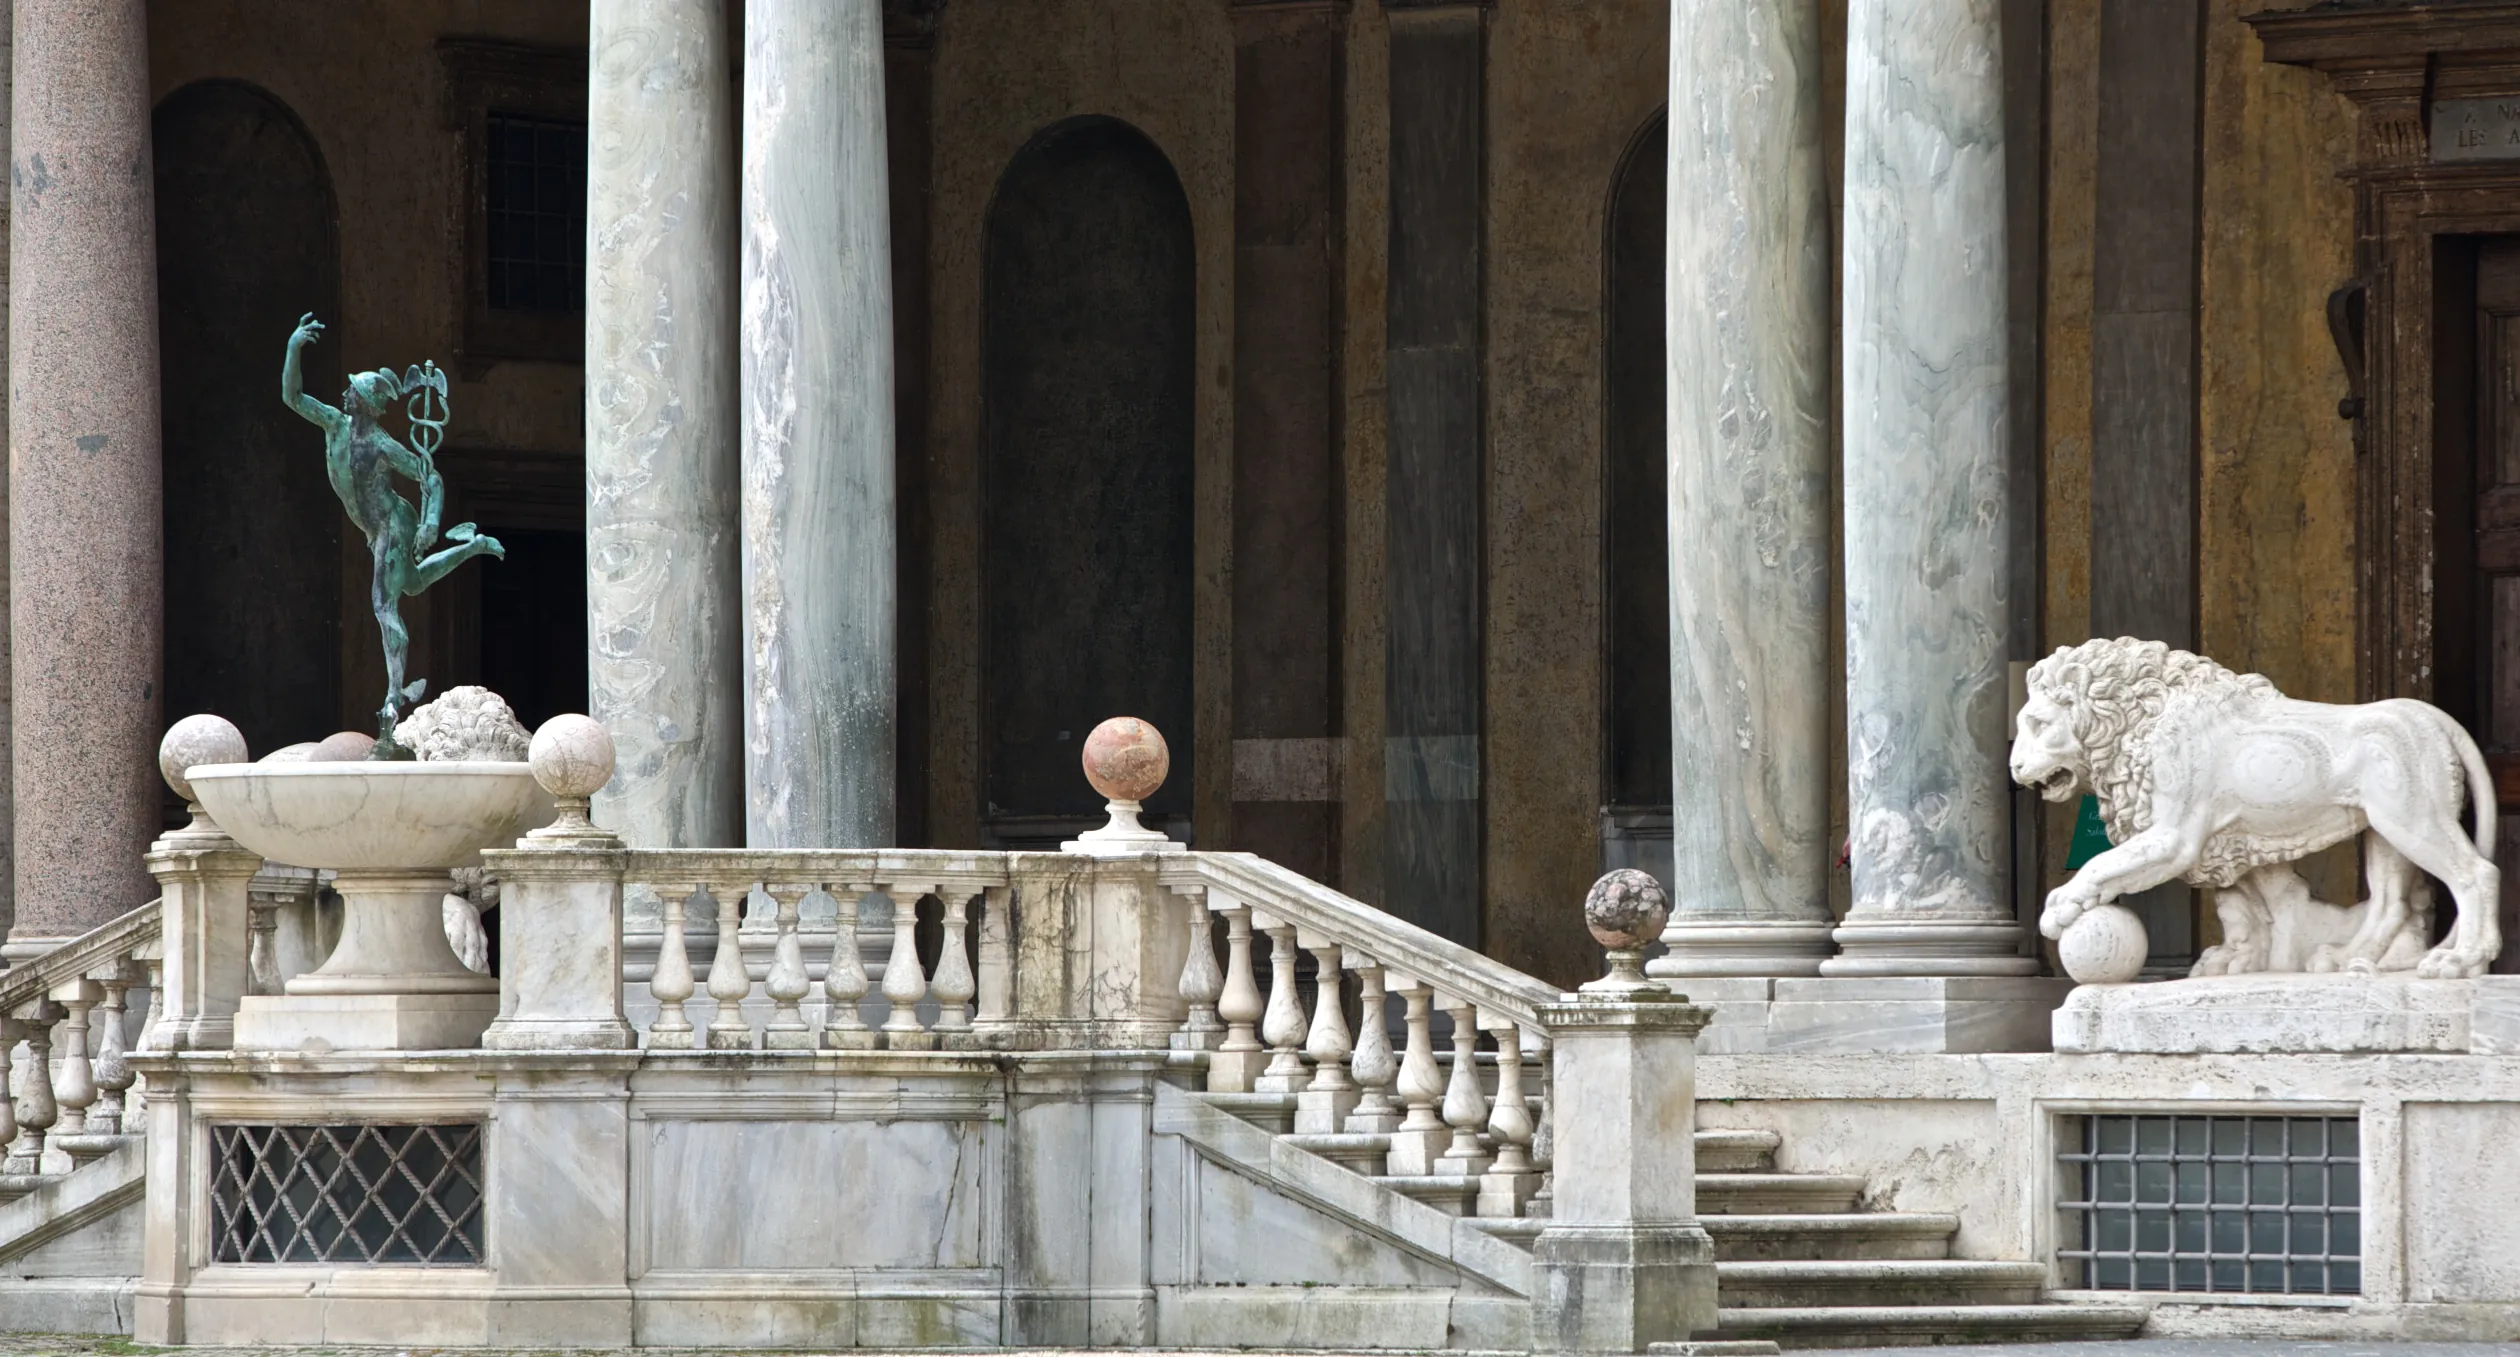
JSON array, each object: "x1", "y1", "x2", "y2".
[{"x1": 2011, "y1": 637, "x2": 2501, "y2": 980}]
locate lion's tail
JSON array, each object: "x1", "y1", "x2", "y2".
[{"x1": 2447, "y1": 709, "x2": 2499, "y2": 859}]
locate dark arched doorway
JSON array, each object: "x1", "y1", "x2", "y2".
[
  {"x1": 155, "y1": 80, "x2": 343, "y2": 759},
  {"x1": 980, "y1": 117, "x2": 1196, "y2": 844},
  {"x1": 1602, "y1": 111, "x2": 1670, "y2": 887}
]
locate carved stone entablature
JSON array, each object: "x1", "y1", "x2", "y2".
[{"x1": 2248, "y1": 2, "x2": 2520, "y2": 172}]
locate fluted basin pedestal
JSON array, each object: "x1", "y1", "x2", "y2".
[{"x1": 187, "y1": 762, "x2": 554, "y2": 1052}]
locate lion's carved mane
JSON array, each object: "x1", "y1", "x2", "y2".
[{"x1": 2025, "y1": 638, "x2": 2312, "y2": 888}]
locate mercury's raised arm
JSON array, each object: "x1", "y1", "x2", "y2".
[{"x1": 283, "y1": 312, "x2": 344, "y2": 431}]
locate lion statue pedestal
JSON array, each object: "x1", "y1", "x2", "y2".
[{"x1": 2013, "y1": 638, "x2": 2508, "y2": 1054}]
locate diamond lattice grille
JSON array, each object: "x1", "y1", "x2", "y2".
[{"x1": 209, "y1": 1123, "x2": 485, "y2": 1265}]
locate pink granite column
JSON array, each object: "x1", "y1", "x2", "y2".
[{"x1": 7, "y1": 0, "x2": 163, "y2": 953}]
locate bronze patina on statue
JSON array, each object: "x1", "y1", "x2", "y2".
[{"x1": 283, "y1": 313, "x2": 505, "y2": 759}]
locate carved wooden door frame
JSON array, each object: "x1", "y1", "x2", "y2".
[{"x1": 2250, "y1": 3, "x2": 2520, "y2": 702}]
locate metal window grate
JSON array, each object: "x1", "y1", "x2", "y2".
[
  {"x1": 209, "y1": 1124, "x2": 485, "y2": 1266},
  {"x1": 2058, "y1": 1114, "x2": 2358, "y2": 1295},
  {"x1": 485, "y1": 113, "x2": 586, "y2": 312}
]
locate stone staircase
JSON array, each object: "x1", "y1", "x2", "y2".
[{"x1": 1175, "y1": 1092, "x2": 2148, "y2": 1349}]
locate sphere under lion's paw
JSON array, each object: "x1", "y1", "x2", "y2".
[{"x1": 2058, "y1": 904, "x2": 2148, "y2": 985}]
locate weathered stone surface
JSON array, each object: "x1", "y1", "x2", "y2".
[
  {"x1": 586, "y1": 0, "x2": 743, "y2": 852},
  {"x1": 741, "y1": 0, "x2": 897, "y2": 849},
  {"x1": 1829, "y1": 0, "x2": 2033, "y2": 978},
  {"x1": 9, "y1": 0, "x2": 162, "y2": 949},
  {"x1": 1657, "y1": 0, "x2": 1836, "y2": 979}
]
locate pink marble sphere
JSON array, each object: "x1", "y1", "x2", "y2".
[
  {"x1": 1082, "y1": 717, "x2": 1170, "y2": 803},
  {"x1": 1584, "y1": 869, "x2": 1671, "y2": 950}
]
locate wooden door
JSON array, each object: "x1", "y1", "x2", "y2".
[{"x1": 2463, "y1": 241, "x2": 2520, "y2": 969}]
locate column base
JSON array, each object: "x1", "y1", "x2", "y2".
[
  {"x1": 1647, "y1": 921, "x2": 1835, "y2": 979},
  {"x1": 1531, "y1": 1222, "x2": 1717, "y2": 1355},
  {"x1": 1756, "y1": 976, "x2": 2073, "y2": 1053},
  {"x1": 1819, "y1": 919, "x2": 2039, "y2": 977},
  {"x1": 482, "y1": 1017, "x2": 639, "y2": 1051}
]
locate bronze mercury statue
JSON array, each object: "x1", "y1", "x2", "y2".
[{"x1": 283, "y1": 313, "x2": 504, "y2": 758}]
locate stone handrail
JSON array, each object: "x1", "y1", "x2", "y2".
[
  {"x1": 0, "y1": 901, "x2": 158, "y2": 1019},
  {"x1": 1162, "y1": 851, "x2": 1561, "y2": 1029}
]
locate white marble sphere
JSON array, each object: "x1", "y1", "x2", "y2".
[
  {"x1": 2059, "y1": 903, "x2": 2149, "y2": 985},
  {"x1": 1083, "y1": 717, "x2": 1169, "y2": 803},
  {"x1": 159, "y1": 714, "x2": 248, "y2": 803},
  {"x1": 530, "y1": 714, "x2": 616, "y2": 799},
  {"x1": 187, "y1": 763, "x2": 558, "y2": 871},
  {"x1": 1585, "y1": 869, "x2": 1671, "y2": 950}
]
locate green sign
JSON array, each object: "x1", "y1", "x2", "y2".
[{"x1": 2065, "y1": 794, "x2": 2111, "y2": 869}]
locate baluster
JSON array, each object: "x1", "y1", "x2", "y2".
[
  {"x1": 1386, "y1": 977, "x2": 1446, "y2": 1175},
  {"x1": 50, "y1": 986, "x2": 97, "y2": 1138},
  {"x1": 247, "y1": 893, "x2": 281, "y2": 996},
  {"x1": 931, "y1": 887, "x2": 979, "y2": 1036},
  {"x1": 881, "y1": 887, "x2": 935, "y2": 1050},
  {"x1": 1434, "y1": 994, "x2": 1492, "y2": 1175},
  {"x1": 1294, "y1": 939, "x2": 1357, "y2": 1133},
  {"x1": 0, "y1": 1028, "x2": 17, "y2": 1158},
  {"x1": 1209, "y1": 902, "x2": 1266, "y2": 1092},
  {"x1": 822, "y1": 885, "x2": 876, "y2": 1049},
  {"x1": 648, "y1": 885, "x2": 698, "y2": 1049},
  {"x1": 127, "y1": 952, "x2": 162, "y2": 1126},
  {"x1": 133, "y1": 950, "x2": 164, "y2": 1055},
  {"x1": 1528, "y1": 1038, "x2": 1555, "y2": 1218},
  {"x1": 1343, "y1": 955, "x2": 1401, "y2": 1134},
  {"x1": 704, "y1": 883, "x2": 754, "y2": 1050},
  {"x1": 89, "y1": 966, "x2": 135, "y2": 1137},
  {"x1": 1477, "y1": 1017, "x2": 1539, "y2": 1215},
  {"x1": 8, "y1": 1005, "x2": 62, "y2": 1173},
  {"x1": 1170, "y1": 887, "x2": 1224, "y2": 1051},
  {"x1": 1253, "y1": 916, "x2": 1310, "y2": 1094},
  {"x1": 763, "y1": 883, "x2": 813, "y2": 1049}
]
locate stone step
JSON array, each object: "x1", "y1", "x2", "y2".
[
  {"x1": 1697, "y1": 1173, "x2": 1865, "y2": 1215},
  {"x1": 1280, "y1": 1131, "x2": 1388, "y2": 1176},
  {"x1": 1704, "y1": 1213, "x2": 1958, "y2": 1262},
  {"x1": 1201, "y1": 1092, "x2": 1297, "y2": 1135},
  {"x1": 1370, "y1": 1173, "x2": 1482, "y2": 1216},
  {"x1": 1710, "y1": 1302, "x2": 2149, "y2": 1349},
  {"x1": 1716, "y1": 1259, "x2": 2047, "y2": 1309},
  {"x1": 1695, "y1": 1129, "x2": 1780, "y2": 1173}
]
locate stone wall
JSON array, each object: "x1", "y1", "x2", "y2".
[{"x1": 146, "y1": 0, "x2": 591, "y2": 735}]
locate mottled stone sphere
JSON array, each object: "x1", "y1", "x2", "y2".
[
  {"x1": 260, "y1": 742, "x2": 319, "y2": 764},
  {"x1": 1082, "y1": 717, "x2": 1170, "y2": 803},
  {"x1": 308, "y1": 731, "x2": 376, "y2": 763},
  {"x1": 2059, "y1": 903, "x2": 2149, "y2": 986},
  {"x1": 1584, "y1": 869, "x2": 1671, "y2": 950},
  {"x1": 530, "y1": 714, "x2": 616, "y2": 800},
  {"x1": 159, "y1": 714, "x2": 248, "y2": 802}
]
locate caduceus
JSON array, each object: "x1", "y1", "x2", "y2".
[{"x1": 282, "y1": 316, "x2": 506, "y2": 757}]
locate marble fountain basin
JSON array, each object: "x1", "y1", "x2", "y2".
[
  {"x1": 187, "y1": 760, "x2": 555, "y2": 871},
  {"x1": 187, "y1": 761, "x2": 556, "y2": 1050}
]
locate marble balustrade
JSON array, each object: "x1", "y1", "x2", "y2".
[{"x1": 1157, "y1": 853, "x2": 1559, "y2": 1217}]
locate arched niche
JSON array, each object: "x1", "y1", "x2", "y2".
[
  {"x1": 155, "y1": 80, "x2": 344, "y2": 757},
  {"x1": 1603, "y1": 111, "x2": 1670, "y2": 823},
  {"x1": 981, "y1": 116, "x2": 1196, "y2": 836}
]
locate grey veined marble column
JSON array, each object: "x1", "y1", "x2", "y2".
[
  {"x1": 586, "y1": 0, "x2": 743, "y2": 850},
  {"x1": 1826, "y1": 0, "x2": 2035, "y2": 977},
  {"x1": 740, "y1": 0, "x2": 896, "y2": 848},
  {"x1": 1651, "y1": 0, "x2": 1836, "y2": 978},
  {"x1": 9, "y1": 0, "x2": 160, "y2": 951}
]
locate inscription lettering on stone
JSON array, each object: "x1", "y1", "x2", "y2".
[{"x1": 2433, "y1": 100, "x2": 2520, "y2": 162}]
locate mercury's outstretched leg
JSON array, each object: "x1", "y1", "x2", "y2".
[{"x1": 405, "y1": 532, "x2": 506, "y2": 596}]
